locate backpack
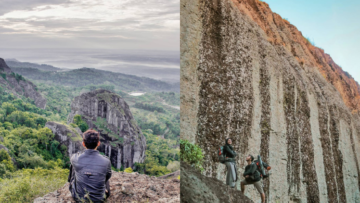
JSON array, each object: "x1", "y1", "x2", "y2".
[
  {"x1": 254, "y1": 155, "x2": 269, "y2": 179},
  {"x1": 218, "y1": 146, "x2": 226, "y2": 163}
]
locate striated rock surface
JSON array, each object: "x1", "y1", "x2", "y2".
[
  {"x1": 0, "y1": 58, "x2": 46, "y2": 109},
  {"x1": 45, "y1": 121, "x2": 84, "y2": 157},
  {"x1": 181, "y1": 0, "x2": 360, "y2": 202},
  {"x1": 33, "y1": 171, "x2": 180, "y2": 203},
  {"x1": 67, "y1": 89, "x2": 146, "y2": 169},
  {"x1": 181, "y1": 162, "x2": 253, "y2": 203}
]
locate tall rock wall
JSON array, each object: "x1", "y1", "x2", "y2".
[
  {"x1": 0, "y1": 58, "x2": 46, "y2": 109},
  {"x1": 181, "y1": 0, "x2": 360, "y2": 202},
  {"x1": 68, "y1": 89, "x2": 146, "y2": 169}
]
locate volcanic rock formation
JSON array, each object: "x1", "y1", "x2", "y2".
[
  {"x1": 181, "y1": 0, "x2": 360, "y2": 202},
  {"x1": 33, "y1": 171, "x2": 180, "y2": 203},
  {"x1": 45, "y1": 121, "x2": 85, "y2": 157},
  {"x1": 181, "y1": 162, "x2": 253, "y2": 203},
  {"x1": 0, "y1": 58, "x2": 47, "y2": 109},
  {"x1": 67, "y1": 89, "x2": 146, "y2": 169}
]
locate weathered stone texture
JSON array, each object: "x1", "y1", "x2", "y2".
[
  {"x1": 67, "y1": 89, "x2": 146, "y2": 169},
  {"x1": 34, "y1": 171, "x2": 180, "y2": 203},
  {"x1": 45, "y1": 121, "x2": 84, "y2": 157},
  {"x1": 180, "y1": 0, "x2": 360, "y2": 202}
]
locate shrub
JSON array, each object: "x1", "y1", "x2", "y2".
[
  {"x1": 167, "y1": 161, "x2": 180, "y2": 172},
  {"x1": 0, "y1": 167, "x2": 68, "y2": 202},
  {"x1": 180, "y1": 139, "x2": 204, "y2": 171},
  {"x1": 124, "y1": 167, "x2": 133, "y2": 173}
]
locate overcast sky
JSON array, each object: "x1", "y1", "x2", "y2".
[
  {"x1": 0, "y1": 0, "x2": 179, "y2": 51},
  {"x1": 265, "y1": 0, "x2": 360, "y2": 83}
]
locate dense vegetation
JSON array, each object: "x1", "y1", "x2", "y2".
[
  {"x1": 0, "y1": 73, "x2": 180, "y2": 202},
  {"x1": 180, "y1": 139, "x2": 204, "y2": 172},
  {"x1": 134, "y1": 102, "x2": 167, "y2": 113}
]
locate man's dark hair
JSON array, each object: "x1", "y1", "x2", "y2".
[
  {"x1": 83, "y1": 129, "x2": 100, "y2": 149},
  {"x1": 249, "y1": 154, "x2": 254, "y2": 161}
]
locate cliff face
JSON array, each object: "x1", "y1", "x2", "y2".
[
  {"x1": 34, "y1": 171, "x2": 180, "y2": 203},
  {"x1": 45, "y1": 122, "x2": 85, "y2": 157},
  {"x1": 181, "y1": 0, "x2": 360, "y2": 202},
  {"x1": 0, "y1": 58, "x2": 47, "y2": 109},
  {"x1": 68, "y1": 89, "x2": 146, "y2": 169}
]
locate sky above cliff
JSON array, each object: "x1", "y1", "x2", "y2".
[
  {"x1": 0, "y1": 0, "x2": 179, "y2": 81},
  {"x1": 265, "y1": 0, "x2": 360, "y2": 83}
]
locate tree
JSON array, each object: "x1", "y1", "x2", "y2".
[{"x1": 2, "y1": 102, "x2": 16, "y2": 116}]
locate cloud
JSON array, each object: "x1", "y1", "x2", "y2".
[
  {"x1": 0, "y1": 0, "x2": 179, "y2": 51},
  {"x1": 0, "y1": 0, "x2": 68, "y2": 15}
]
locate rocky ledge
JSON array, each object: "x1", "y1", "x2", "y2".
[
  {"x1": 34, "y1": 171, "x2": 180, "y2": 203},
  {"x1": 181, "y1": 162, "x2": 252, "y2": 203}
]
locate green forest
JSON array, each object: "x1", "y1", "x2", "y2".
[{"x1": 0, "y1": 70, "x2": 180, "y2": 202}]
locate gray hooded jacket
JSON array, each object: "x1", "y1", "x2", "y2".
[{"x1": 68, "y1": 149, "x2": 112, "y2": 203}]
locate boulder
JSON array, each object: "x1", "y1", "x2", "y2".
[{"x1": 181, "y1": 162, "x2": 253, "y2": 203}]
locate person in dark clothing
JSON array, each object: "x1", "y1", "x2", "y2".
[
  {"x1": 241, "y1": 155, "x2": 267, "y2": 203},
  {"x1": 223, "y1": 138, "x2": 238, "y2": 188},
  {"x1": 68, "y1": 129, "x2": 112, "y2": 203}
]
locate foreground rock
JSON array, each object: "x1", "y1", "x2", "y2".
[
  {"x1": 181, "y1": 0, "x2": 360, "y2": 202},
  {"x1": 67, "y1": 89, "x2": 146, "y2": 169},
  {"x1": 45, "y1": 121, "x2": 84, "y2": 157},
  {"x1": 181, "y1": 162, "x2": 252, "y2": 203},
  {"x1": 0, "y1": 58, "x2": 46, "y2": 109},
  {"x1": 34, "y1": 171, "x2": 180, "y2": 203}
]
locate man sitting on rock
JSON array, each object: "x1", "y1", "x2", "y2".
[
  {"x1": 241, "y1": 155, "x2": 266, "y2": 203},
  {"x1": 68, "y1": 129, "x2": 112, "y2": 202}
]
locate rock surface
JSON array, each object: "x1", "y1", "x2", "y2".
[
  {"x1": 67, "y1": 89, "x2": 146, "y2": 169},
  {"x1": 0, "y1": 58, "x2": 47, "y2": 109},
  {"x1": 45, "y1": 121, "x2": 85, "y2": 157},
  {"x1": 181, "y1": 162, "x2": 252, "y2": 203},
  {"x1": 181, "y1": 0, "x2": 360, "y2": 202},
  {"x1": 33, "y1": 171, "x2": 180, "y2": 203}
]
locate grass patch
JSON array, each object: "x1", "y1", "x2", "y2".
[{"x1": 0, "y1": 167, "x2": 68, "y2": 202}]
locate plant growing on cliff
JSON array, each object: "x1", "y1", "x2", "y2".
[
  {"x1": 73, "y1": 114, "x2": 89, "y2": 132},
  {"x1": 180, "y1": 139, "x2": 204, "y2": 172}
]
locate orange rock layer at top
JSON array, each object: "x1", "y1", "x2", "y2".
[{"x1": 232, "y1": 0, "x2": 360, "y2": 112}]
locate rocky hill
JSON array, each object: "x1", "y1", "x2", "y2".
[
  {"x1": 68, "y1": 89, "x2": 146, "y2": 169},
  {"x1": 181, "y1": 162, "x2": 253, "y2": 203},
  {"x1": 181, "y1": 0, "x2": 360, "y2": 202},
  {"x1": 0, "y1": 58, "x2": 46, "y2": 109},
  {"x1": 34, "y1": 171, "x2": 180, "y2": 203},
  {"x1": 45, "y1": 121, "x2": 84, "y2": 157}
]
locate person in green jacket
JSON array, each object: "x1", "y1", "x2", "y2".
[
  {"x1": 241, "y1": 155, "x2": 265, "y2": 203},
  {"x1": 223, "y1": 138, "x2": 237, "y2": 188}
]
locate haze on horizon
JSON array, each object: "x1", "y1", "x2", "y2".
[{"x1": 0, "y1": 0, "x2": 180, "y2": 82}]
